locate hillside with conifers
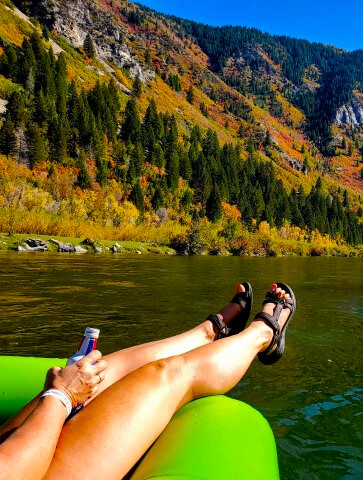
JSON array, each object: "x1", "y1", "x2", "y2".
[{"x1": 0, "y1": 0, "x2": 362, "y2": 255}]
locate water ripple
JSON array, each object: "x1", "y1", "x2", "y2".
[{"x1": 1, "y1": 254, "x2": 362, "y2": 479}]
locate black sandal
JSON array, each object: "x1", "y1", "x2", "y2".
[
  {"x1": 254, "y1": 282, "x2": 296, "y2": 365},
  {"x1": 207, "y1": 282, "x2": 253, "y2": 338}
]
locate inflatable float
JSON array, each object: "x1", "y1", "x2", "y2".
[{"x1": 0, "y1": 356, "x2": 279, "y2": 479}]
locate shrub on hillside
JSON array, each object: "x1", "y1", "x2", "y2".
[{"x1": 169, "y1": 226, "x2": 207, "y2": 255}]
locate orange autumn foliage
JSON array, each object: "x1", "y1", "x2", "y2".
[{"x1": 221, "y1": 202, "x2": 241, "y2": 222}]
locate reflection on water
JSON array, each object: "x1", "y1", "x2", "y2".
[
  {"x1": 0, "y1": 253, "x2": 362, "y2": 479},
  {"x1": 295, "y1": 388, "x2": 361, "y2": 421}
]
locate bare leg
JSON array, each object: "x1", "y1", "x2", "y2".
[
  {"x1": 45, "y1": 287, "x2": 291, "y2": 480},
  {"x1": 0, "y1": 285, "x2": 246, "y2": 438},
  {"x1": 97, "y1": 283, "x2": 246, "y2": 394}
]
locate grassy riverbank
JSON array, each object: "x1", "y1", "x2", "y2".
[
  {"x1": 1, "y1": 226, "x2": 362, "y2": 256},
  {"x1": 0, "y1": 233, "x2": 176, "y2": 254}
]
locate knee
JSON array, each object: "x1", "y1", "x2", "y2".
[{"x1": 146, "y1": 356, "x2": 188, "y2": 387}]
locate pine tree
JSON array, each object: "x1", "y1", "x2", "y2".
[
  {"x1": 27, "y1": 123, "x2": 48, "y2": 168},
  {"x1": 67, "y1": 81, "x2": 80, "y2": 128},
  {"x1": 290, "y1": 189, "x2": 304, "y2": 228},
  {"x1": 200, "y1": 102, "x2": 208, "y2": 117},
  {"x1": 0, "y1": 116, "x2": 16, "y2": 158},
  {"x1": 20, "y1": 39, "x2": 37, "y2": 91},
  {"x1": 343, "y1": 189, "x2": 349, "y2": 208},
  {"x1": 77, "y1": 149, "x2": 91, "y2": 189},
  {"x1": 180, "y1": 189, "x2": 193, "y2": 212},
  {"x1": 96, "y1": 159, "x2": 109, "y2": 187},
  {"x1": 142, "y1": 100, "x2": 160, "y2": 137},
  {"x1": 206, "y1": 186, "x2": 222, "y2": 222},
  {"x1": 186, "y1": 85, "x2": 195, "y2": 104},
  {"x1": 50, "y1": 118, "x2": 69, "y2": 165},
  {"x1": 34, "y1": 89, "x2": 49, "y2": 126},
  {"x1": 91, "y1": 116, "x2": 106, "y2": 162},
  {"x1": 192, "y1": 152, "x2": 212, "y2": 205},
  {"x1": 151, "y1": 185, "x2": 165, "y2": 210},
  {"x1": 141, "y1": 99, "x2": 160, "y2": 160},
  {"x1": 112, "y1": 140, "x2": 127, "y2": 182},
  {"x1": 133, "y1": 142, "x2": 145, "y2": 177},
  {"x1": 126, "y1": 153, "x2": 136, "y2": 184},
  {"x1": 83, "y1": 34, "x2": 96, "y2": 59},
  {"x1": 151, "y1": 143, "x2": 165, "y2": 168},
  {"x1": 7, "y1": 91, "x2": 27, "y2": 128},
  {"x1": 252, "y1": 184, "x2": 265, "y2": 224},
  {"x1": 166, "y1": 151, "x2": 179, "y2": 192},
  {"x1": 130, "y1": 179, "x2": 144, "y2": 216},
  {"x1": 121, "y1": 98, "x2": 141, "y2": 144},
  {"x1": 39, "y1": 53, "x2": 56, "y2": 98},
  {"x1": 3, "y1": 45, "x2": 17, "y2": 79},
  {"x1": 132, "y1": 77, "x2": 142, "y2": 98},
  {"x1": 55, "y1": 53, "x2": 68, "y2": 119},
  {"x1": 108, "y1": 80, "x2": 120, "y2": 111},
  {"x1": 179, "y1": 151, "x2": 192, "y2": 181},
  {"x1": 29, "y1": 32, "x2": 44, "y2": 61}
]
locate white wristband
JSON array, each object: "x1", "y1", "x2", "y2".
[{"x1": 41, "y1": 389, "x2": 72, "y2": 416}]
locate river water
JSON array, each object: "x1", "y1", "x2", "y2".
[{"x1": 0, "y1": 253, "x2": 362, "y2": 479}]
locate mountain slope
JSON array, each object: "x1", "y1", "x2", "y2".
[
  {"x1": 24, "y1": 0, "x2": 362, "y2": 195},
  {"x1": 0, "y1": 0, "x2": 361, "y2": 253}
]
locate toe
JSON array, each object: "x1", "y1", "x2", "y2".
[{"x1": 236, "y1": 283, "x2": 246, "y2": 293}]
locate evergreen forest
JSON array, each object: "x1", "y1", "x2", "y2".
[
  {"x1": 168, "y1": 18, "x2": 363, "y2": 155},
  {"x1": 0, "y1": 1, "x2": 362, "y2": 255}
]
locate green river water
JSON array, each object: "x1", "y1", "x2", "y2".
[{"x1": 0, "y1": 253, "x2": 362, "y2": 479}]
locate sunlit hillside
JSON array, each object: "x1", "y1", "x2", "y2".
[{"x1": 0, "y1": 0, "x2": 361, "y2": 255}]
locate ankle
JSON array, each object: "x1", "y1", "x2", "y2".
[
  {"x1": 200, "y1": 320, "x2": 218, "y2": 342},
  {"x1": 248, "y1": 321, "x2": 273, "y2": 352}
]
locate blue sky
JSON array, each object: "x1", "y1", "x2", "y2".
[{"x1": 136, "y1": 0, "x2": 361, "y2": 51}]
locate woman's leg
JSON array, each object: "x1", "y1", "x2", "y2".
[
  {"x1": 0, "y1": 285, "x2": 246, "y2": 438},
  {"x1": 45, "y1": 287, "x2": 291, "y2": 480},
  {"x1": 96, "y1": 283, "x2": 247, "y2": 394}
]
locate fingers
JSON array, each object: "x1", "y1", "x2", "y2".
[
  {"x1": 84, "y1": 349, "x2": 102, "y2": 362},
  {"x1": 77, "y1": 351, "x2": 107, "y2": 372},
  {"x1": 75, "y1": 351, "x2": 107, "y2": 389},
  {"x1": 94, "y1": 358, "x2": 107, "y2": 374}
]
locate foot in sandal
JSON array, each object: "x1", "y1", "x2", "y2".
[
  {"x1": 253, "y1": 283, "x2": 296, "y2": 365},
  {"x1": 206, "y1": 282, "x2": 253, "y2": 339}
]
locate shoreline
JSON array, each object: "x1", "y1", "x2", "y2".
[{"x1": 0, "y1": 233, "x2": 362, "y2": 257}]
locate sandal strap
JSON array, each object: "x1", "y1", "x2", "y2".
[
  {"x1": 257, "y1": 282, "x2": 296, "y2": 365},
  {"x1": 262, "y1": 291, "x2": 281, "y2": 306},
  {"x1": 231, "y1": 290, "x2": 251, "y2": 309},
  {"x1": 206, "y1": 313, "x2": 230, "y2": 338},
  {"x1": 253, "y1": 311, "x2": 279, "y2": 332},
  {"x1": 282, "y1": 296, "x2": 294, "y2": 312},
  {"x1": 253, "y1": 309, "x2": 281, "y2": 356},
  {"x1": 263, "y1": 292, "x2": 294, "y2": 312}
]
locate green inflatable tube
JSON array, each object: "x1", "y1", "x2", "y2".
[{"x1": 0, "y1": 356, "x2": 279, "y2": 479}]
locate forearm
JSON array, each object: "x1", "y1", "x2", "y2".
[
  {"x1": 0, "y1": 392, "x2": 44, "y2": 442},
  {"x1": 0, "y1": 396, "x2": 67, "y2": 480}
]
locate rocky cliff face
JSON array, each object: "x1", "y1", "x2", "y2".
[
  {"x1": 35, "y1": 0, "x2": 155, "y2": 84},
  {"x1": 336, "y1": 97, "x2": 363, "y2": 126}
]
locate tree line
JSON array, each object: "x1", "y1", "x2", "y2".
[{"x1": 0, "y1": 32, "x2": 361, "y2": 245}]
